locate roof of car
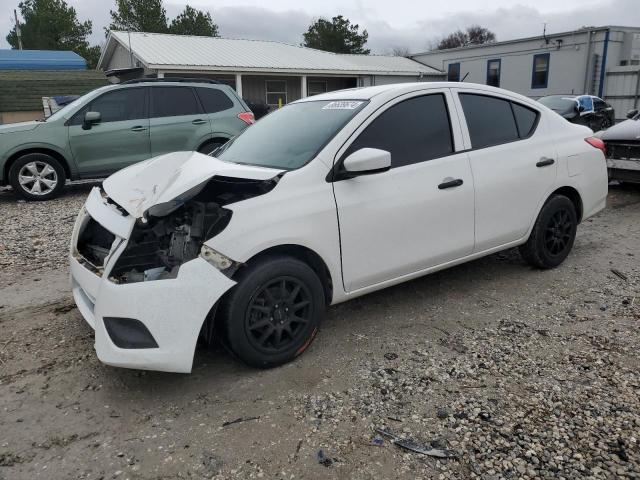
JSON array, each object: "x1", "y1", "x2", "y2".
[
  {"x1": 295, "y1": 82, "x2": 532, "y2": 102},
  {"x1": 540, "y1": 94, "x2": 603, "y2": 100}
]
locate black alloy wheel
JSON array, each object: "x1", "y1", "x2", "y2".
[
  {"x1": 520, "y1": 194, "x2": 578, "y2": 269},
  {"x1": 220, "y1": 256, "x2": 325, "y2": 368},
  {"x1": 543, "y1": 209, "x2": 575, "y2": 257},
  {"x1": 245, "y1": 276, "x2": 313, "y2": 354}
]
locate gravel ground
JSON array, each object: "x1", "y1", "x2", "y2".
[
  {"x1": 0, "y1": 182, "x2": 100, "y2": 282},
  {"x1": 0, "y1": 185, "x2": 639, "y2": 480}
]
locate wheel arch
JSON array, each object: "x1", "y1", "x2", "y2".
[
  {"x1": 197, "y1": 135, "x2": 231, "y2": 152},
  {"x1": 550, "y1": 185, "x2": 583, "y2": 222},
  {"x1": 200, "y1": 243, "x2": 334, "y2": 346},
  {"x1": 239, "y1": 244, "x2": 334, "y2": 306},
  {"x1": 5, "y1": 147, "x2": 71, "y2": 183}
]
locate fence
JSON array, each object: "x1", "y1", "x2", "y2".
[{"x1": 604, "y1": 66, "x2": 640, "y2": 121}]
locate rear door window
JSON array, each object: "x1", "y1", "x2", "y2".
[
  {"x1": 151, "y1": 87, "x2": 201, "y2": 117},
  {"x1": 344, "y1": 93, "x2": 453, "y2": 168},
  {"x1": 195, "y1": 87, "x2": 234, "y2": 113},
  {"x1": 460, "y1": 93, "x2": 519, "y2": 149}
]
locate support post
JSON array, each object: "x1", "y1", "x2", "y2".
[
  {"x1": 235, "y1": 73, "x2": 243, "y2": 98},
  {"x1": 301, "y1": 75, "x2": 307, "y2": 98}
]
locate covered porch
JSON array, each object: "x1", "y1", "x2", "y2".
[{"x1": 162, "y1": 71, "x2": 358, "y2": 108}]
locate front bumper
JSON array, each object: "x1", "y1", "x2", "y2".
[
  {"x1": 607, "y1": 158, "x2": 640, "y2": 183},
  {"x1": 70, "y1": 187, "x2": 235, "y2": 373}
]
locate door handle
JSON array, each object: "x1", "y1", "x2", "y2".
[
  {"x1": 192, "y1": 119, "x2": 207, "y2": 125},
  {"x1": 536, "y1": 157, "x2": 555, "y2": 167},
  {"x1": 438, "y1": 178, "x2": 464, "y2": 190},
  {"x1": 130, "y1": 126, "x2": 147, "y2": 132}
]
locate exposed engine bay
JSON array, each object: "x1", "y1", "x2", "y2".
[{"x1": 78, "y1": 174, "x2": 281, "y2": 284}]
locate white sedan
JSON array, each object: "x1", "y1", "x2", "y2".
[{"x1": 70, "y1": 82, "x2": 608, "y2": 373}]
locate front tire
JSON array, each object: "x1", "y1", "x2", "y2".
[
  {"x1": 221, "y1": 256, "x2": 326, "y2": 368},
  {"x1": 9, "y1": 153, "x2": 65, "y2": 201},
  {"x1": 519, "y1": 195, "x2": 577, "y2": 269}
]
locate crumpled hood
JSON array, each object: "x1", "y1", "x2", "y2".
[
  {"x1": 598, "y1": 118, "x2": 640, "y2": 141},
  {"x1": 0, "y1": 121, "x2": 40, "y2": 134},
  {"x1": 103, "y1": 151, "x2": 284, "y2": 218}
]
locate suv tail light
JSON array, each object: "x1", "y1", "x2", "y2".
[
  {"x1": 237, "y1": 111, "x2": 255, "y2": 125},
  {"x1": 585, "y1": 137, "x2": 606, "y2": 156}
]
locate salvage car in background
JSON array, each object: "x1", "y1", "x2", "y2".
[
  {"x1": 538, "y1": 94, "x2": 615, "y2": 132},
  {"x1": 0, "y1": 78, "x2": 254, "y2": 201},
  {"x1": 70, "y1": 82, "x2": 608, "y2": 373},
  {"x1": 596, "y1": 108, "x2": 640, "y2": 183}
]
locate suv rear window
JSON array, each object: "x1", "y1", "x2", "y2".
[
  {"x1": 195, "y1": 87, "x2": 234, "y2": 113},
  {"x1": 151, "y1": 87, "x2": 201, "y2": 117}
]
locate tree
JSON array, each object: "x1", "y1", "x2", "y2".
[
  {"x1": 6, "y1": 0, "x2": 101, "y2": 68},
  {"x1": 169, "y1": 5, "x2": 219, "y2": 36},
  {"x1": 390, "y1": 46, "x2": 410, "y2": 57},
  {"x1": 437, "y1": 25, "x2": 496, "y2": 50},
  {"x1": 303, "y1": 15, "x2": 370, "y2": 54},
  {"x1": 108, "y1": 0, "x2": 169, "y2": 33},
  {"x1": 466, "y1": 25, "x2": 496, "y2": 45}
]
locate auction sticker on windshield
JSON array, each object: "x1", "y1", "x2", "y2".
[{"x1": 322, "y1": 101, "x2": 364, "y2": 110}]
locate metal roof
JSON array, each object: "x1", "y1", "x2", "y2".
[
  {"x1": 0, "y1": 49, "x2": 87, "y2": 70},
  {"x1": 101, "y1": 31, "x2": 442, "y2": 76},
  {"x1": 410, "y1": 25, "x2": 640, "y2": 56}
]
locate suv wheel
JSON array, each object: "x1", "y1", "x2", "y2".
[
  {"x1": 221, "y1": 256, "x2": 326, "y2": 368},
  {"x1": 519, "y1": 195, "x2": 577, "y2": 269},
  {"x1": 197, "y1": 140, "x2": 225, "y2": 156},
  {"x1": 9, "y1": 153, "x2": 65, "y2": 201}
]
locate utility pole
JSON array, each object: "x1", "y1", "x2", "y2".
[{"x1": 14, "y1": 9, "x2": 23, "y2": 50}]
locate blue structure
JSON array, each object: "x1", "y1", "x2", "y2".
[{"x1": 0, "y1": 49, "x2": 87, "y2": 70}]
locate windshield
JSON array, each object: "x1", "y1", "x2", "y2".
[
  {"x1": 45, "y1": 86, "x2": 110, "y2": 122},
  {"x1": 538, "y1": 96, "x2": 577, "y2": 112},
  {"x1": 217, "y1": 99, "x2": 368, "y2": 170}
]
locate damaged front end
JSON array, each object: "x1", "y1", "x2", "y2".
[{"x1": 105, "y1": 175, "x2": 280, "y2": 284}]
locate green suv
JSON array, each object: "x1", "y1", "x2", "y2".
[{"x1": 0, "y1": 78, "x2": 254, "y2": 200}]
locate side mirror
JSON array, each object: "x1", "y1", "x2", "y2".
[
  {"x1": 83, "y1": 111, "x2": 101, "y2": 130},
  {"x1": 577, "y1": 104, "x2": 585, "y2": 113},
  {"x1": 339, "y1": 148, "x2": 391, "y2": 179},
  {"x1": 626, "y1": 109, "x2": 638, "y2": 119}
]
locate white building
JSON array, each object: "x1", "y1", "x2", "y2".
[
  {"x1": 411, "y1": 26, "x2": 640, "y2": 120},
  {"x1": 98, "y1": 31, "x2": 444, "y2": 108}
]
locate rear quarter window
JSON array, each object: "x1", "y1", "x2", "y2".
[
  {"x1": 511, "y1": 103, "x2": 539, "y2": 138},
  {"x1": 195, "y1": 87, "x2": 235, "y2": 114}
]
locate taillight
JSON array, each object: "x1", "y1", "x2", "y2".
[
  {"x1": 585, "y1": 137, "x2": 606, "y2": 156},
  {"x1": 237, "y1": 111, "x2": 255, "y2": 125}
]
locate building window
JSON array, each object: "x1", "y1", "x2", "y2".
[
  {"x1": 531, "y1": 53, "x2": 550, "y2": 89},
  {"x1": 486, "y1": 59, "x2": 501, "y2": 87},
  {"x1": 447, "y1": 63, "x2": 460, "y2": 82},
  {"x1": 266, "y1": 80, "x2": 287, "y2": 106},
  {"x1": 308, "y1": 80, "x2": 327, "y2": 96}
]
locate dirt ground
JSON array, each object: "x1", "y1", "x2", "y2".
[{"x1": 1, "y1": 185, "x2": 639, "y2": 480}]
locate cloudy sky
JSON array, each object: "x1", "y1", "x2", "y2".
[{"x1": 1, "y1": 0, "x2": 639, "y2": 53}]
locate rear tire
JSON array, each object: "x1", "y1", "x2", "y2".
[
  {"x1": 221, "y1": 256, "x2": 325, "y2": 368},
  {"x1": 9, "y1": 153, "x2": 65, "y2": 201},
  {"x1": 519, "y1": 195, "x2": 577, "y2": 269},
  {"x1": 197, "y1": 140, "x2": 225, "y2": 156}
]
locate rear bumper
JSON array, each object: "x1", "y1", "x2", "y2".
[{"x1": 70, "y1": 187, "x2": 236, "y2": 373}]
